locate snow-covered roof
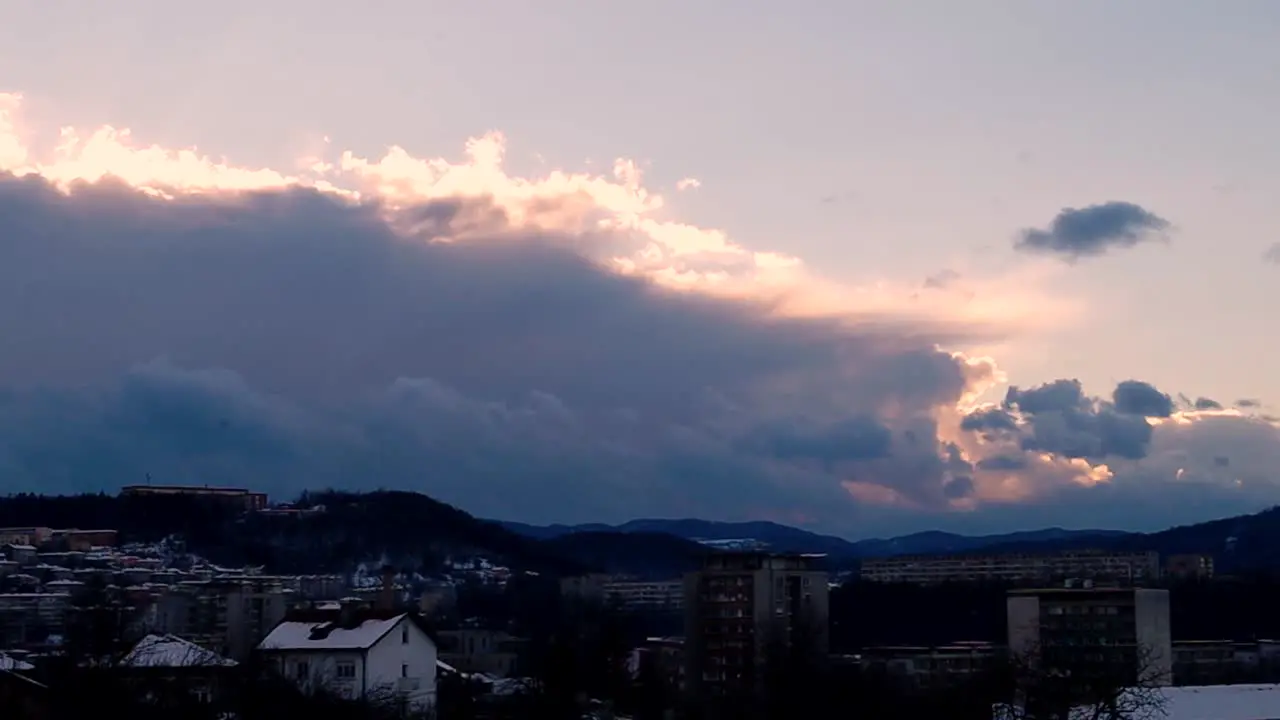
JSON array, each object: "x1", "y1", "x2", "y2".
[
  {"x1": 0, "y1": 653, "x2": 34, "y2": 671},
  {"x1": 259, "y1": 613, "x2": 407, "y2": 651},
  {"x1": 120, "y1": 634, "x2": 237, "y2": 668},
  {"x1": 996, "y1": 683, "x2": 1280, "y2": 720}
]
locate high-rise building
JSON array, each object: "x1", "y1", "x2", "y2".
[
  {"x1": 1007, "y1": 587, "x2": 1172, "y2": 686},
  {"x1": 683, "y1": 551, "x2": 829, "y2": 697}
]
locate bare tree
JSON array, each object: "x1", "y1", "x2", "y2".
[{"x1": 996, "y1": 641, "x2": 1169, "y2": 720}]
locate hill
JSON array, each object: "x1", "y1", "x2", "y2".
[
  {"x1": 498, "y1": 518, "x2": 1129, "y2": 560},
  {"x1": 0, "y1": 490, "x2": 581, "y2": 575},
  {"x1": 539, "y1": 530, "x2": 709, "y2": 579},
  {"x1": 852, "y1": 527, "x2": 1131, "y2": 558}
]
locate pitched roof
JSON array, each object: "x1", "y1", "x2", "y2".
[
  {"x1": 259, "y1": 612, "x2": 408, "y2": 652},
  {"x1": 0, "y1": 653, "x2": 33, "y2": 672},
  {"x1": 120, "y1": 634, "x2": 237, "y2": 668}
]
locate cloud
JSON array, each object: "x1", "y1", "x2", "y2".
[
  {"x1": 676, "y1": 177, "x2": 701, "y2": 191},
  {"x1": 1014, "y1": 201, "x2": 1171, "y2": 260},
  {"x1": 0, "y1": 92, "x2": 1276, "y2": 536},
  {"x1": 1265, "y1": 243, "x2": 1280, "y2": 264},
  {"x1": 0, "y1": 91, "x2": 1035, "y2": 534},
  {"x1": 1112, "y1": 380, "x2": 1174, "y2": 418},
  {"x1": 955, "y1": 378, "x2": 1280, "y2": 531}
]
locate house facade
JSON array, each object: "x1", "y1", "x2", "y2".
[{"x1": 258, "y1": 607, "x2": 438, "y2": 711}]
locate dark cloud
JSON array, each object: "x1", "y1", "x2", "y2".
[
  {"x1": 1112, "y1": 380, "x2": 1174, "y2": 418},
  {"x1": 968, "y1": 378, "x2": 1162, "y2": 461},
  {"x1": 1194, "y1": 397, "x2": 1223, "y2": 411},
  {"x1": 942, "y1": 475, "x2": 974, "y2": 499},
  {"x1": 1238, "y1": 399, "x2": 1262, "y2": 408},
  {"x1": 1014, "y1": 201, "x2": 1170, "y2": 260},
  {"x1": 959, "y1": 407, "x2": 1018, "y2": 432},
  {"x1": 1004, "y1": 379, "x2": 1089, "y2": 414},
  {"x1": 740, "y1": 416, "x2": 893, "y2": 465},
  {"x1": 2, "y1": 162, "x2": 1277, "y2": 537},
  {"x1": 0, "y1": 172, "x2": 999, "y2": 530}
]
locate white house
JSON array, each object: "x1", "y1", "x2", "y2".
[{"x1": 258, "y1": 608, "x2": 438, "y2": 711}]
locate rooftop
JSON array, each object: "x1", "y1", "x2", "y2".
[
  {"x1": 259, "y1": 612, "x2": 408, "y2": 651},
  {"x1": 120, "y1": 634, "x2": 237, "y2": 668}
]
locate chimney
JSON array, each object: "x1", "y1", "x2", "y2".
[
  {"x1": 378, "y1": 565, "x2": 397, "y2": 611},
  {"x1": 339, "y1": 596, "x2": 361, "y2": 627}
]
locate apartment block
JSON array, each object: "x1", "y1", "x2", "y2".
[
  {"x1": 861, "y1": 550, "x2": 1161, "y2": 586},
  {"x1": 154, "y1": 578, "x2": 288, "y2": 660},
  {"x1": 119, "y1": 485, "x2": 268, "y2": 512},
  {"x1": 437, "y1": 628, "x2": 528, "y2": 677},
  {"x1": 0, "y1": 593, "x2": 72, "y2": 648},
  {"x1": 1007, "y1": 587, "x2": 1172, "y2": 686},
  {"x1": 0, "y1": 528, "x2": 52, "y2": 547},
  {"x1": 683, "y1": 551, "x2": 829, "y2": 697},
  {"x1": 602, "y1": 579, "x2": 684, "y2": 612},
  {"x1": 857, "y1": 642, "x2": 1000, "y2": 689},
  {"x1": 1165, "y1": 553, "x2": 1214, "y2": 581}
]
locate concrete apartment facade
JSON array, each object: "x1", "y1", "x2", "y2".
[
  {"x1": 683, "y1": 551, "x2": 829, "y2": 697},
  {"x1": 861, "y1": 550, "x2": 1162, "y2": 585},
  {"x1": 1007, "y1": 587, "x2": 1173, "y2": 686}
]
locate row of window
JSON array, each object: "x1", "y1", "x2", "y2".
[{"x1": 293, "y1": 661, "x2": 413, "y2": 681}]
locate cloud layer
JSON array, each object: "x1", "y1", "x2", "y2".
[{"x1": 0, "y1": 92, "x2": 1276, "y2": 536}]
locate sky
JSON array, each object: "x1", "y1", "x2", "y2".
[{"x1": 1, "y1": 0, "x2": 1279, "y2": 538}]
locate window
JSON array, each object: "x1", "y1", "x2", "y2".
[
  {"x1": 336, "y1": 661, "x2": 356, "y2": 679},
  {"x1": 402, "y1": 625, "x2": 409, "y2": 644},
  {"x1": 401, "y1": 664, "x2": 409, "y2": 678},
  {"x1": 295, "y1": 660, "x2": 310, "y2": 679}
]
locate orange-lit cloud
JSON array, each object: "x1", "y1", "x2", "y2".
[
  {"x1": 0, "y1": 93, "x2": 1074, "y2": 335},
  {"x1": 0, "y1": 91, "x2": 1275, "y2": 535}
]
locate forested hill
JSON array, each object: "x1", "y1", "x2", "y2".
[{"x1": 0, "y1": 490, "x2": 580, "y2": 575}]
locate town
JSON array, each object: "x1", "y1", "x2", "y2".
[{"x1": 1, "y1": 484, "x2": 1277, "y2": 719}]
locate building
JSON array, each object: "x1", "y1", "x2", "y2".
[
  {"x1": 858, "y1": 642, "x2": 1001, "y2": 690},
  {"x1": 437, "y1": 628, "x2": 527, "y2": 677},
  {"x1": 52, "y1": 529, "x2": 118, "y2": 551},
  {"x1": 0, "y1": 593, "x2": 72, "y2": 648},
  {"x1": 119, "y1": 485, "x2": 268, "y2": 512},
  {"x1": 628, "y1": 637, "x2": 686, "y2": 695},
  {"x1": 1173, "y1": 640, "x2": 1280, "y2": 686},
  {"x1": 683, "y1": 551, "x2": 830, "y2": 697},
  {"x1": 258, "y1": 605, "x2": 438, "y2": 711},
  {"x1": 0, "y1": 529, "x2": 52, "y2": 547},
  {"x1": 117, "y1": 634, "x2": 238, "y2": 706},
  {"x1": 560, "y1": 574, "x2": 685, "y2": 612},
  {"x1": 602, "y1": 579, "x2": 685, "y2": 612},
  {"x1": 1166, "y1": 553, "x2": 1215, "y2": 581},
  {"x1": 559, "y1": 573, "x2": 612, "y2": 602},
  {"x1": 153, "y1": 578, "x2": 288, "y2": 661},
  {"x1": 861, "y1": 549, "x2": 1162, "y2": 586},
  {"x1": 1007, "y1": 587, "x2": 1173, "y2": 686},
  {"x1": 2, "y1": 545, "x2": 37, "y2": 565}
]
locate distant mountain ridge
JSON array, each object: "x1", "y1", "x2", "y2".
[{"x1": 496, "y1": 518, "x2": 1130, "y2": 559}]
